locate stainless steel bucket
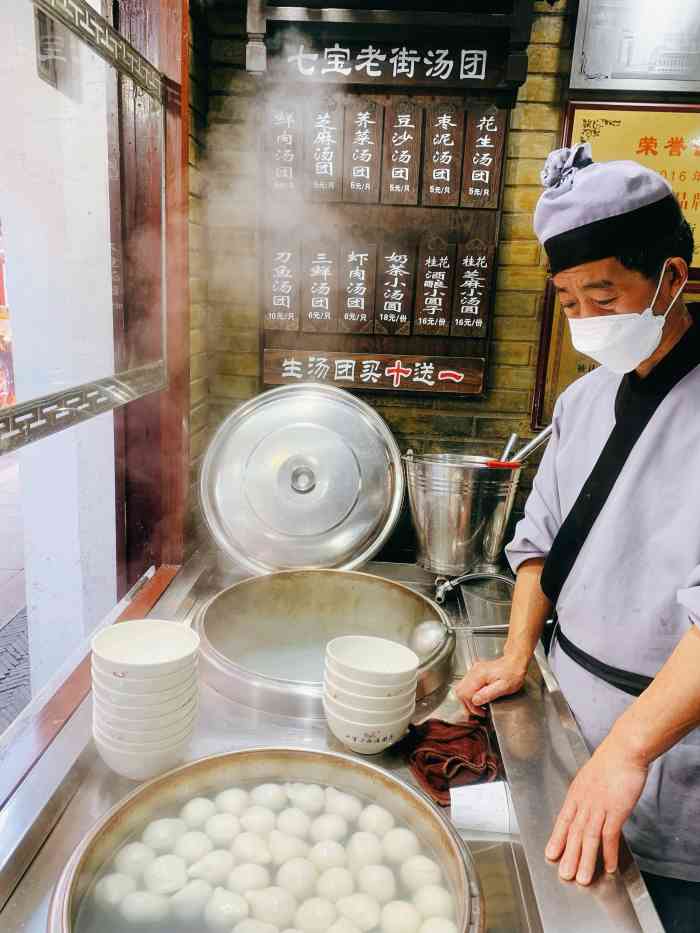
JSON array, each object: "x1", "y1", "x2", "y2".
[{"x1": 404, "y1": 452, "x2": 522, "y2": 576}]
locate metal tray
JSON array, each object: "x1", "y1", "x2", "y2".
[{"x1": 195, "y1": 569, "x2": 455, "y2": 719}]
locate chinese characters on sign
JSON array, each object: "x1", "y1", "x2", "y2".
[
  {"x1": 414, "y1": 241, "x2": 456, "y2": 337},
  {"x1": 375, "y1": 245, "x2": 416, "y2": 336},
  {"x1": 264, "y1": 350, "x2": 484, "y2": 395},
  {"x1": 572, "y1": 106, "x2": 700, "y2": 271},
  {"x1": 343, "y1": 100, "x2": 384, "y2": 203},
  {"x1": 422, "y1": 103, "x2": 465, "y2": 208},
  {"x1": 302, "y1": 243, "x2": 339, "y2": 332},
  {"x1": 306, "y1": 101, "x2": 343, "y2": 201},
  {"x1": 281, "y1": 42, "x2": 491, "y2": 88},
  {"x1": 451, "y1": 245, "x2": 494, "y2": 336},
  {"x1": 461, "y1": 106, "x2": 506, "y2": 210},
  {"x1": 264, "y1": 240, "x2": 301, "y2": 331},
  {"x1": 339, "y1": 244, "x2": 377, "y2": 334},
  {"x1": 380, "y1": 100, "x2": 423, "y2": 206},
  {"x1": 265, "y1": 103, "x2": 301, "y2": 196}
]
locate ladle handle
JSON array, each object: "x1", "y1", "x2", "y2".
[{"x1": 510, "y1": 424, "x2": 553, "y2": 463}]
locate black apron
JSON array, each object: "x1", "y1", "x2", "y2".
[{"x1": 540, "y1": 308, "x2": 700, "y2": 697}]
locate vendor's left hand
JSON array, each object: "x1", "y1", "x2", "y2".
[{"x1": 545, "y1": 737, "x2": 649, "y2": 885}]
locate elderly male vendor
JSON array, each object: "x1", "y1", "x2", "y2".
[{"x1": 456, "y1": 144, "x2": 700, "y2": 931}]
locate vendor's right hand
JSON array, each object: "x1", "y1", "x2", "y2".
[{"x1": 455, "y1": 655, "x2": 528, "y2": 717}]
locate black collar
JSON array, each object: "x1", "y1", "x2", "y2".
[{"x1": 615, "y1": 306, "x2": 700, "y2": 421}]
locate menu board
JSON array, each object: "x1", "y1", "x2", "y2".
[
  {"x1": 301, "y1": 242, "x2": 339, "y2": 333},
  {"x1": 451, "y1": 245, "x2": 495, "y2": 337},
  {"x1": 380, "y1": 100, "x2": 423, "y2": 206},
  {"x1": 342, "y1": 99, "x2": 384, "y2": 204},
  {"x1": 264, "y1": 239, "x2": 301, "y2": 331},
  {"x1": 264, "y1": 350, "x2": 485, "y2": 395},
  {"x1": 461, "y1": 105, "x2": 506, "y2": 210},
  {"x1": 305, "y1": 99, "x2": 344, "y2": 202},
  {"x1": 339, "y1": 243, "x2": 377, "y2": 334},
  {"x1": 413, "y1": 240, "x2": 456, "y2": 337},
  {"x1": 265, "y1": 102, "x2": 302, "y2": 198},
  {"x1": 374, "y1": 243, "x2": 416, "y2": 336},
  {"x1": 421, "y1": 103, "x2": 465, "y2": 208}
]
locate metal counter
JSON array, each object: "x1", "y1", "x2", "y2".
[{"x1": 0, "y1": 555, "x2": 663, "y2": 933}]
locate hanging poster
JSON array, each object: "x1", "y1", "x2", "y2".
[
  {"x1": 301, "y1": 242, "x2": 340, "y2": 333},
  {"x1": 305, "y1": 98, "x2": 344, "y2": 202},
  {"x1": 0, "y1": 220, "x2": 16, "y2": 409},
  {"x1": 339, "y1": 243, "x2": 377, "y2": 334},
  {"x1": 264, "y1": 101, "x2": 303, "y2": 198},
  {"x1": 421, "y1": 102, "x2": 465, "y2": 208},
  {"x1": 451, "y1": 244, "x2": 495, "y2": 337},
  {"x1": 374, "y1": 243, "x2": 416, "y2": 336},
  {"x1": 413, "y1": 239, "x2": 456, "y2": 337},
  {"x1": 342, "y1": 99, "x2": 384, "y2": 204},
  {"x1": 461, "y1": 104, "x2": 506, "y2": 210},
  {"x1": 264, "y1": 238, "x2": 301, "y2": 331},
  {"x1": 380, "y1": 100, "x2": 423, "y2": 206}
]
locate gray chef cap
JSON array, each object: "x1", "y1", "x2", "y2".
[{"x1": 534, "y1": 143, "x2": 684, "y2": 275}]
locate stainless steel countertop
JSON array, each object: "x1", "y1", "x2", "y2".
[{"x1": 0, "y1": 554, "x2": 663, "y2": 932}]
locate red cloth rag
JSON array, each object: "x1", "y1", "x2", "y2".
[{"x1": 397, "y1": 717, "x2": 501, "y2": 807}]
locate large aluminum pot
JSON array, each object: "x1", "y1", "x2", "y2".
[
  {"x1": 48, "y1": 747, "x2": 484, "y2": 933},
  {"x1": 404, "y1": 453, "x2": 521, "y2": 576},
  {"x1": 196, "y1": 569, "x2": 455, "y2": 719}
]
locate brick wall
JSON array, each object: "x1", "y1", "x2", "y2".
[{"x1": 189, "y1": 0, "x2": 573, "y2": 552}]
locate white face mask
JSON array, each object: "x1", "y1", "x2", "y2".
[{"x1": 567, "y1": 259, "x2": 687, "y2": 374}]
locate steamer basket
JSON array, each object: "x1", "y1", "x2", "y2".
[{"x1": 404, "y1": 452, "x2": 521, "y2": 577}]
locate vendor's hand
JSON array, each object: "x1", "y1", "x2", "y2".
[
  {"x1": 545, "y1": 737, "x2": 649, "y2": 885},
  {"x1": 454, "y1": 654, "x2": 528, "y2": 717}
]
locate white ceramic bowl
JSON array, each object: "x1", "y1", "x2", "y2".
[
  {"x1": 91, "y1": 662, "x2": 196, "y2": 695},
  {"x1": 91, "y1": 619, "x2": 200, "y2": 678},
  {"x1": 325, "y1": 660, "x2": 417, "y2": 697},
  {"x1": 325, "y1": 636, "x2": 419, "y2": 685},
  {"x1": 93, "y1": 693, "x2": 198, "y2": 729},
  {"x1": 94, "y1": 733, "x2": 190, "y2": 781},
  {"x1": 93, "y1": 719, "x2": 194, "y2": 753},
  {"x1": 324, "y1": 671, "x2": 417, "y2": 711},
  {"x1": 323, "y1": 691, "x2": 414, "y2": 725},
  {"x1": 323, "y1": 700, "x2": 413, "y2": 755},
  {"x1": 94, "y1": 706, "x2": 198, "y2": 744},
  {"x1": 92, "y1": 673, "x2": 198, "y2": 709}
]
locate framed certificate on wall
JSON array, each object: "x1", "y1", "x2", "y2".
[{"x1": 532, "y1": 101, "x2": 700, "y2": 429}]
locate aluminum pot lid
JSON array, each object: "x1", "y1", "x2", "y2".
[{"x1": 200, "y1": 383, "x2": 405, "y2": 574}]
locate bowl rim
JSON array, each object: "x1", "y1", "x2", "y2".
[
  {"x1": 325, "y1": 659, "x2": 418, "y2": 689},
  {"x1": 91, "y1": 619, "x2": 200, "y2": 668},
  {"x1": 91, "y1": 657, "x2": 197, "y2": 681},
  {"x1": 94, "y1": 707, "x2": 198, "y2": 736},
  {"x1": 323, "y1": 692, "x2": 415, "y2": 720},
  {"x1": 326, "y1": 635, "x2": 420, "y2": 676},
  {"x1": 93, "y1": 723, "x2": 194, "y2": 753},
  {"x1": 322, "y1": 699, "x2": 414, "y2": 730},
  {"x1": 323, "y1": 672, "x2": 417, "y2": 703},
  {"x1": 92, "y1": 673, "x2": 198, "y2": 704}
]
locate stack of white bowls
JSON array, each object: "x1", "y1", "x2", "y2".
[
  {"x1": 323, "y1": 635, "x2": 420, "y2": 755},
  {"x1": 91, "y1": 620, "x2": 200, "y2": 781}
]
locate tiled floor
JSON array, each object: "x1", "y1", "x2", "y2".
[
  {"x1": 0, "y1": 452, "x2": 25, "y2": 630},
  {"x1": 0, "y1": 452, "x2": 29, "y2": 732}
]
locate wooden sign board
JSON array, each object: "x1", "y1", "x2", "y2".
[
  {"x1": 374, "y1": 243, "x2": 416, "y2": 336},
  {"x1": 413, "y1": 240, "x2": 456, "y2": 337},
  {"x1": 264, "y1": 238, "x2": 301, "y2": 331},
  {"x1": 380, "y1": 100, "x2": 423, "y2": 206},
  {"x1": 342, "y1": 99, "x2": 384, "y2": 204},
  {"x1": 264, "y1": 101, "x2": 303, "y2": 198},
  {"x1": 305, "y1": 99, "x2": 344, "y2": 202},
  {"x1": 339, "y1": 243, "x2": 377, "y2": 334},
  {"x1": 301, "y1": 242, "x2": 339, "y2": 333},
  {"x1": 451, "y1": 244, "x2": 495, "y2": 337},
  {"x1": 461, "y1": 105, "x2": 506, "y2": 210},
  {"x1": 264, "y1": 350, "x2": 485, "y2": 395},
  {"x1": 421, "y1": 103, "x2": 465, "y2": 207},
  {"x1": 269, "y1": 36, "x2": 504, "y2": 90}
]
